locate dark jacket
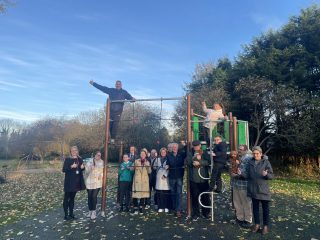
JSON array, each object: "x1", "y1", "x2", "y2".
[
  {"x1": 128, "y1": 153, "x2": 139, "y2": 163},
  {"x1": 167, "y1": 152, "x2": 185, "y2": 179},
  {"x1": 243, "y1": 156, "x2": 273, "y2": 201},
  {"x1": 62, "y1": 157, "x2": 86, "y2": 192},
  {"x1": 213, "y1": 141, "x2": 228, "y2": 165},
  {"x1": 188, "y1": 150, "x2": 210, "y2": 183},
  {"x1": 92, "y1": 82, "x2": 133, "y2": 113}
]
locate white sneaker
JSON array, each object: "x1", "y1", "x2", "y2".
[
  {"x1": 133, "y1": 210, "x2": 139, "y2": 215},
  {"x1": 164, "y1": 208, "x2": 169, "y2": 213},
  {"x1": 86, "y1": 211, "x2": 92, "y2": 218},
  {"x1": 158, "y1": 209, "x2": 164, "y2": 213},
  {"x1": 145, "y1": 205, "x2": 150, "y2": 209},
  {"x1": 90, "y1": 210, "x2": 96, "y2": 220}
]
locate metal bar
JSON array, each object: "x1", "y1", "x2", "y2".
[
  {"x1": 232, "y1": 117, "x2": 238, "y2": 151},
  {"x1": 211, "y1": 192, "x2": 214, "y2": 222},
  {"x1": 192, "y1": 113, "x2": 205, "y2": 118},
  {"x1": 101, "y1": 98, "x2": 111, "y2": 217},
  {"x1": 186, "y1": 94, "x2": 192, "y2": 217},
  {"x1": 198, "y1": 192, "x2": 214, "y2": 222},
  {"x1": 110, "y1": 96, "x2": 185, "y2": 103}
]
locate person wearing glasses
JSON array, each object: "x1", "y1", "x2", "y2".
[
  {"x1": 239, "y1": 146, "x2": 273, "y2": 235},
  {"x1": 84, "y1": 151, "x2": 104, "y2": 220}
]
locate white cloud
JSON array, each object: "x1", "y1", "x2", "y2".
[
  {"x1": 0, "y1": 109, "x2": 42, "y2": 122},
  {"x1": 251, "y1": 13, "x2": 284, "y2": 31},
  {"x1": 0, "y1": 80, "x2": 27, "y2": 88},
  {"x1": 0, "y1": 54, "x2": 34, "y2": 67}
]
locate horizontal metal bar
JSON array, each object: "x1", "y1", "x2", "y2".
[{"x1": 110, "y1": 96, "x2": 185, "y2": 103}]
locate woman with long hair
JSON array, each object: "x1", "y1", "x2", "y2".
[
  {"x1": 62, "y1": 146, "x2": 86, "y2": 220},
  {"x1": 84, "y1": 151, "x2": 104, "y2": 220}
]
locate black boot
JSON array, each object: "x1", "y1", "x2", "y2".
[{"x1": 64, "y1": 211, "x2": 70, "y2": 220}]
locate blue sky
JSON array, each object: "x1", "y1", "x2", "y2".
[{"x1": 0, "y1": 0, "x2": 317, "y2": 121}]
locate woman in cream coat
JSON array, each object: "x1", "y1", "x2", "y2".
[{"x1": 131, "y1": 149, "x2": 151, "y2": 214}]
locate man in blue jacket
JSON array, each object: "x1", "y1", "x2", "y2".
[{"x1": 89, "y1": 80, "x2": 135, "y2": 140}]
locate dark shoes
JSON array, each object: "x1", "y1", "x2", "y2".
[
  {"x1": 251, "y1": 224, "x2": 260, "y2": 233},
  {"x1": 125, "y1": 207, "x2": 130, "y2": 212},
  {"x1": 251, "y1": 224, "x2": 269, "y2": 234},
  {"x1": 240, "y1": 221, "x2": 252, "y2": 229},
  {"x1": 119, "y1": 207, "x2": 124, "y2": 212},
  {"x1": 64, "y1": 214, "x2": 76, "y2": 220},
  {"x1": 262, "y1": 225, "x2": 269, "y2": 235}
]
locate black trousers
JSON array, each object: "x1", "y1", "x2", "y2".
[
  {"x1": 147, "y1": 173, "x2": 157, "y2": 205},
  {"x1": 119, "y1": 181, "x2": 131, "y2": 207},
  {"x1": 87, "y1": 188, "x2": 100, "y2": 211},
  {"x1": 133, "y1": 198, "x2": 147, "y2": 208},
  {"x1": 190, "y1": 181, "x2": 210, "y2": 217},
  {"x1": 156, "y1": 190, "x2": 170, "y2": 209},
  {"x1": 63, "y1": 192, "x2": 77, "y2": 216},
  {"x1": 252, "y1": 198, "x2": 270, "y2": 226},
  {"x1": 110, "y1": 112, "x2": 121, "y2": 139},
  {"x1": 210, "y1": 163, "x2": 225, "y2": 192}
]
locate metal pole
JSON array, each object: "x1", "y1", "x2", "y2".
[
  {"x1": 232, "y1": 117, "x2": 238, "y2": 151},
  {"x1": 186, "y1": 94, "x2": 192, "y2": 217},
  {"x1": 228, "y1": 112, "x2": 233, "y2": 151},
  {"x1": 101, "y1": 98, "x2": 111, "y2": 217},
  {"x1": 110, "y1": 96, "x2": 185, "y2": 103}
]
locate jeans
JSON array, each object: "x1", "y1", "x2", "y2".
[
  {"x1": 210, "y1": 163, "x2": 225, "y2": 192},
  {"x1": 169, "y1": 178, "x2": 183, "y2": 212},
  {"x1": 110, "y1": 113, "x2": 121, "y2": 139},
  {"x1": 63, "y1": 191, "x2": 77, "y2": 216},
  {"x1": 252, "y1": 198, "x2": 270, "y2": 226},
  {"x1": 119, "y1": 181, "x2": 131, "y2": 207},
  {"x1": 87, "y1": 188, "x2": 100, "y2": 211}
]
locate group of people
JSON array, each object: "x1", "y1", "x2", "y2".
[
  {"x1": 118, "y1": 143, "x2": 186, "y2": 217},
  {"x1": 62, "y1": 140, "x2": 273, "y2": 235},
  {"x1": 61, "y1": 79, "x2": 274, "y2": 235}
]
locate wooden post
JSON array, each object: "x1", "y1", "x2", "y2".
[
  {"x1": 119, "y1": 141, "x2": 123, "y2": 163},
  {"x1": 186, "y1": 94, "x2": 192, "y2": 217},
  {"x1": 101, "y1": 98, "x2": 111, "y2": 216}
]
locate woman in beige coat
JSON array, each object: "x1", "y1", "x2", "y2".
[{"x1": 131, "y1": 149, "x2": 151, "y2": 215}]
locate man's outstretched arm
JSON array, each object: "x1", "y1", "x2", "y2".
[{"x1": 89, "y1": 80, "x2": 111, "y2": 95}]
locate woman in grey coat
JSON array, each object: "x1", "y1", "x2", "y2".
[{"x1": 240, "y1": 146, "x2": 273, "y2": 235}]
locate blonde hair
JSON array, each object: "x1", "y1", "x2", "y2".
[
  {"x1": 159, "y1": 147, "x2": 167, "y2": 156},
  {"x1": 252, "y1": 146, "x2": 263, "y2": 154}
]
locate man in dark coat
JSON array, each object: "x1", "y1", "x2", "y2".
[
  {"x1": 166, "y1": 143, "x2": 186, "y2": 217},
  {"x1": 210, "y1": 135, "x2": 228, "y2": 193},
  {"x1": 89, "y1": 80, "x2": 135, "y2": 140},
  {"x1": 188, "y1": 140, "x2": 211, "y2": 220}
]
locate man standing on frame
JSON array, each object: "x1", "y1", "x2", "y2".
[{"x1": 89, "y1": 80, "x2": 135, "y2": 141}]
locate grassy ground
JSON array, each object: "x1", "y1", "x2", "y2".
[{"x1": 0, "y1": 169, "x2": 319, "y2": 239}]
